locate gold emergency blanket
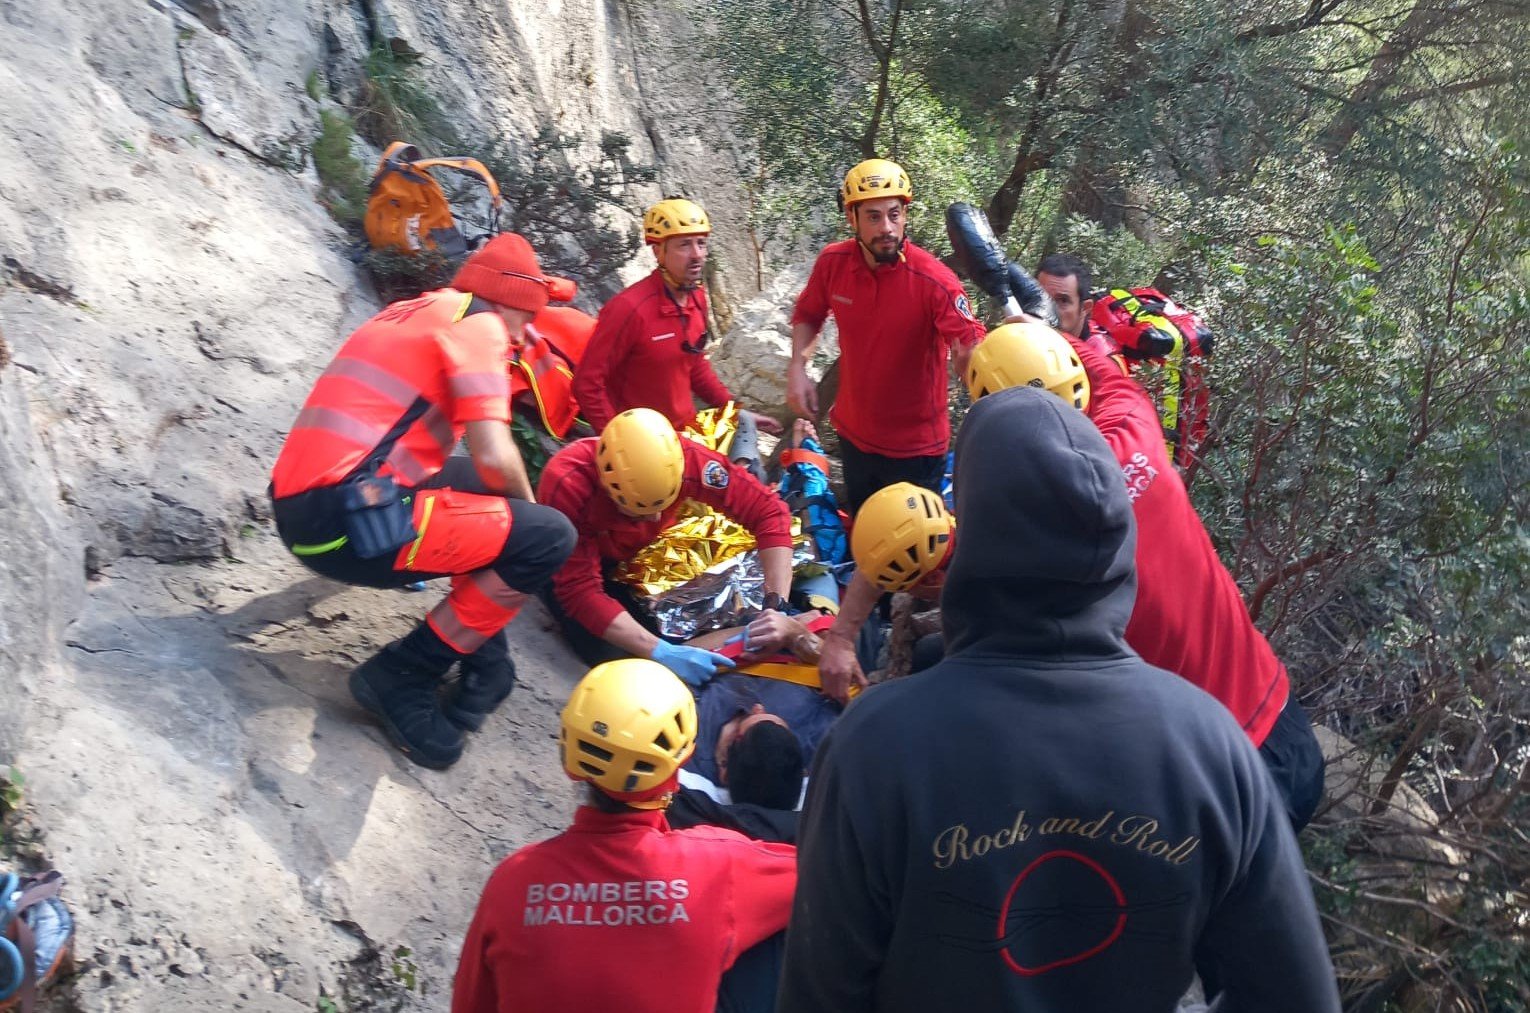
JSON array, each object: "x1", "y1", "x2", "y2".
[
  {"x1": 617, "y1": 503, "x2": 771, "y2": 597},
  {"x1": 616, "y1": 403, "x2": 749, "y2": 596},
  {"x1": 616, "y1": 403, "x2": 817, "y2": 638},
  {"x1": 685, "y1": 403, "x2": 738, "y2": 457}
]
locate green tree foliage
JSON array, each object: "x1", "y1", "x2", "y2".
[
  {"x1": 700, "y1": 0, "x2": 1011, "y2": 254},
  {"x1": 480, "y1": 128, "x2": 657, "y2": 299},
  {"x1": 354, "y1": 41, "x2": 458, "y2": 150},
  {"x1": 708, "y1": 1, "x2": 1529, "y2": 1006},
  {"x1": 311, "y1": 111, "x2": 369, "y2": 227}
]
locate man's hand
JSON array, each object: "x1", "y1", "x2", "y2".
[
  {"x1": 651, "y1": 640, "x2": 735, "y2": 688},
  {"x1": 738, "y1": 609, "x2": 803, "y2": 663},
  {"x1": 742, "y1": 408, "x2": 784, "y2": 436},
  {"x1": 817, "y1": 631, "x2": 868, "y2": 704},
  {"x1": 952, "y1": 340, "x2": 975, "y2": 384},
  {"x1": 786, "y1": 360, "x2": 819, "y2": 419}
]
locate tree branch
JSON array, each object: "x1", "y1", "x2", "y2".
[
  {"x1": 1317, "y1": 0, "x2": 1453, "y2": 158},
  {"x1": 985, "y1": 0, "x2": 1075, "y2": 235},
  {"x1": 855, "y1": 0, "x2": 904, "y2": 156},
  {"x1": 1234, "y1": 0, "x2": 1351, "y2": 43},
  {"x1": 1383, "y1": 69, "x2": 1530, "y2": 108}
]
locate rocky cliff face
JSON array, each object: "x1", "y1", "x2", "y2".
[{"x1": 0, "y1": 1, "x2": 774, "y2": 1008}]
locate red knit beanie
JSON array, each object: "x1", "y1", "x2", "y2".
[{"x1": 451, "y1": 233, "x2": 570, "y2": 313}]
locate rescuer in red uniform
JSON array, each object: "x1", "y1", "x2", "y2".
[
  {"x1": 452, "y1": 658, "x2": 797, "y2": 1013},
  {"x1": 537, "y1": 408, "x2": 794, "y2": 682},
  {"x1": 818, "y1": 323, "x2": 1322, "y2": 826},
  {"x1": 573, "y1": 197, "x2": 781, "y2": 478},
  {"x1": 786, "y1": 159, "x2": 986, "y2": 511},
  {"x1": 269, "y1": 233, "x2": 577, "y2": 769},
  {"x1": 1034, "y1": 251, "x2": 1120, "y2": 364}
]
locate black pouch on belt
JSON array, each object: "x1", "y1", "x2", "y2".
[
  {"x1": 338, "y1": 473, "x2": 417, "y2": 559},
  {"x1": 330, "y1": 395, "x2": 432, "y2": 559}
]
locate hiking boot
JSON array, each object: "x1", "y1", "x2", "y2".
[
  {"x1": 349, "y1": 624, "x2": 465, "y2": 769},
  {"x1": 443, "y1": 631, "x2": 517, "y2": 732}
]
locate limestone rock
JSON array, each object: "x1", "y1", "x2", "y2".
[
  {"x1": 179, "y1": 22, "x2": 316, "y2": 168},
  {"x1": 0, "y1": 374, "x2": 84, "y2": 760},
  {"x1": 0, "y1": 0, "x2": 772, "y2": 1009},
  {"x1": 178, "y1": 0, "x2": 230, "y2": 36},
  {"x1": 710, "y1": 264, "x2": 838, "y2": 420},
  {"x1": 318, "y1": 6, "x2": 371, "y2": 109},
  {"x1": 1311, "y1": 726, "x2": 1466, "y2": 1002}
]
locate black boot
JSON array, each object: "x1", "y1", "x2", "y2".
[
  {"x1": 443, "y1": 631, "x2": 517, "y2": 732},
  {"x1": 349, "y1": 624, "x2": 466, "y2": 769}
]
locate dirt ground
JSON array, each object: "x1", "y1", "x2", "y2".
[{"x1": 14, "y1": 537, "x2": 586, "y2": 1010}]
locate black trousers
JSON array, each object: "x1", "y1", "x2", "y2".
[
  {"x1": 273, "y1": 458, "x2": 574, "y2": 596},
  {"x1": 540, "y1": 578, "x2": 661, "y2": 667},
  {"x1": 838, "y1": 436, "x2": 946, "y2": 515},
  {"x1": 716, "y1": 931, "x2": 785, "y2": 1013},
  {"x1": 1257, "y1": 697, "x2": 1326, "y2": 831}
]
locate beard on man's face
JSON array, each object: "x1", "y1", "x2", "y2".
[{"x1": 868, "y1": 235, "x2": 900, "y2": 263}]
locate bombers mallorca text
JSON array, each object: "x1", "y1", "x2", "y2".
[{"x1": 523, "y1": 878, "x2": 691, "y2": 927}]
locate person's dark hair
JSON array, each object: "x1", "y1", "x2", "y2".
[
  {"x1": 585, "y1": 783, "x2": 635, "y2": 813},
  {"x1": 1036, "y1": 253, "x2": 1093, "y2": 300},
  {"x1": 726, "y1": 722, "x2": 804, "y2": 811}
]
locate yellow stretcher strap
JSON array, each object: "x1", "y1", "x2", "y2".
[{"x1": 734, "y1": 660, "x2": 861, "y2": 698}]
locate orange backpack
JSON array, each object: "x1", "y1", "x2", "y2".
[{"x1": 363, "y1": 142, "x2": 502, "y2": 257}]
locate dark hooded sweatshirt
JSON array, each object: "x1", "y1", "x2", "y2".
[{"x1": 776, "y1": 388, "x2": 1339, "y2": 1013}]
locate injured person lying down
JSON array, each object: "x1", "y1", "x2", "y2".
[
  {"x1": 648, "y1": 601, "x2": 839, "y2": 842},
  {"x1": 667, "y1": 671, "x2": 839, "y2": 844}
]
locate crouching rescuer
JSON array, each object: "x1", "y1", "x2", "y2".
[
  {"x1": 269, "y1": 233, "x2": 578, "y2": 770},
  {"x1": 452, "y1": 659, "x2": 797, "y2": 1013},
  {"x1": 538, "y1": 407, "x2": 795, "y2": 684}
]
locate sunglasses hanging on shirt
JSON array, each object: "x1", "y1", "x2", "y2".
[{"x1": 662, "y1": 284, "x2": 711, "y2": 355}]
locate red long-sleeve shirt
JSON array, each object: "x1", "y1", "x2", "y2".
[
  {"x1": 1072, "y1": 336, "x2": 1290, "y2": 745},
  {"x1": 573, "y1": 271, "x2": 733, "y2": 433},
  {"x1": 791, "y1": 240, "x2": 985, "y2": 458},
  {"x1": 538, "y1": 437, "x2": 794, "y2": 636},
  {"x1": 453, "y1": 807, "x2": 796, "y2": 1013}
]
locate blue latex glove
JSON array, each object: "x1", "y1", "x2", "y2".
[{"x1": 650, "y1": 640, "x2": 734, "y2": 688}]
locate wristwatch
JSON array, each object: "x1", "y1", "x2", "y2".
[{"x1": 763, "y1": 591, "x2": 787, "y2": 612}]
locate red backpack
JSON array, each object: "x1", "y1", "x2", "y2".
[{"x1": 1089, "y1": 288, "x2": 1215, "y2": 470}]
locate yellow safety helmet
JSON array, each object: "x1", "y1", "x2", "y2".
[
  {"x1": 560, "y1": 659, "x2": 698, "y2": 808},
  {"x1": 643, "y1": 198, "x2": 711, "y2": 245},
  {"x1": 596, "y1": 409, "x2": 686, "y2": 516},
  {"x1": 851, "y1": 482, "x2": 954, "y2": 593},
  {"x1": 966, "y1": 321, "x2": 1091, "y2": 410},
  {"x1": 842, "y1": 158, "x2": 912, "y2": 209}
]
